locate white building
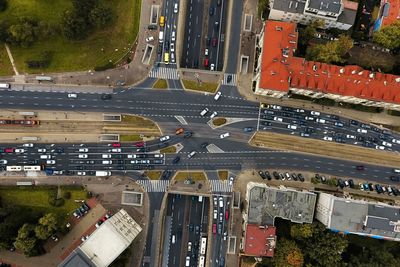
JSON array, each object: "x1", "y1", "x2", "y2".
[{"x1": 268, "y1": 0, "x2": 358, "y2": 30}]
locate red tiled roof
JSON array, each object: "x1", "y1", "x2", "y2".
[
  {"x1": 382, "y1": 0, "x2": 400, "y2": 26},
  {"x1": 259, "y1": 21, "x2": 400, "y2": 105},
  {"x1": 244, "y1": 224, "x2": 276, "y2": 257}
]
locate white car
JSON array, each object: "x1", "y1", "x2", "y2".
[
  {"x1": 154, "y1": 154, "x2": 164, "y2": 158},
  {"x1": 23, "y1": 143, "x2": 34, "y2": 147},
  {"x1": 210, "y1": 63, "x2": 215, "y2": 71},
  {"x1": 219, "y1": 196, "x2": 224, "y2": 208},
  {"x1": 0, "y1": 160, "x2": 8, "y2": 164},
  {"x1": 78, "y1": 154, "x2": 88, "y2": 158},
  {"x1": 346, "y1": 134, "x2": 356, "y2": 139},
  {"x1": 375, "y1": 145, "x2": 385, "y2": 150},
  {"x1": 269, "y1": 105, "x2": 281, "y2": 110},
  {"x1": 78, "y1": 148, "x2": 88, "y2": 152},
  {"x1": 205, "y1": 48, "x2": 209, "y2": 56},
  {"x1": 160, "y1": 135, "x2": 170, "y2": 142},
  {"x1": 392, "y1": 138, "x2": 400, "y2": 144},
  {"x1": 213, "y1": 210, "x2": 218, "y2": 219},
  {"x1": 214, "y1": 91, "x2": 221, "y2": 101},
  {"x1": 220, "y1": 132, "x2": 230, "y2": 139},
  {"x1": 305, "y1": 116, "x2": 314, "y2": 121},
  {"x1": 213, "y1": 197, "x2": 218, "y2": 206},
  {"x1": 273, "y1": 117, "x2": 283, "y2": 122},
  {"x1": 210, "y1": 111, "x2": 218, "y2": 119},
  {"x1": 127, "y1": 154, "x2": 136, "y2": 158},
  {"x1": 77, "y1": 171, "x2": 86, "y2": 176},
  {"x1": 38, "y1": 148, "x2": 46, "y2": 153},
  {"x1": 287, "y1": 125, "x2": 297, "y2": 130},
  {"x1": 111, "y1": 148, "x2": 121, "y2": 152},
  {"x1": 357, "y1": 128, "x2": 367, "y2": 133},
  {"x1": 294, "y1": 109, "x2": 305, "y2": 113},
  {"x1": 171, "y1": 31, "x2": 176, "y2": 41},
  {"x1": 145, "y1": 36, "x2": 154, "y2": 42},
  {"x1": 316, "y1": 118, "x2": 326, "y2": 123},
  {"x1": 170, "y1": 43, "x2": 175, "y2": 52},
  {"x1": 15, "y1": 149, "x2": 25, "y2": 153},
  {"x1": 188, "y1": 151, "x2": 197, "y2": 158},
  {"x1": 311, "y1": 111, "x2": 320, "y2": 116},
  {"x1": 323, "y1": 136, "x2": 333, "y2": 141},
  {"x1": 188, "y1": 242, "x2": 192, "y2": 252},
  {"x1": 68, "y1": 93, "x2": 77, "y2": 98},
  {"x1": 229, "y1": 176, "x2": 234, "y2": 186},
  {"x1": 382, "y1": 141, "x2": 392, "y2": 147},
  {"x1": 173, "y1": 2, "x2": 178, "y2": 13},
  {"x1": 46, "y1": 160, "x2": 56, "y2": 164},
  {"x1": 102, "y1": 160, "x2": 112, "y2": 164},
  {"x1": 102, "y1": 154, "x2": 112, "y2": 158}
]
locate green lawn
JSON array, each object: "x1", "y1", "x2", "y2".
[
  {"x1": 0, "y1": 44, "x2": 13, "y2": 76},
  {"x1": 182, "y1": 79, "x2": 219, "y2": 93},
  {"x1": 1, "y1": 0, "x2": 141, "y2": 73},
  {"x1": 120, "y1": 134, "x2": 142, "y2": 141},
  {"x1": 153, "y1": 79, "x2": 168, "y2": 89},
  {"x1": 0, "y1": 186, "x2": 88, "y2": 223}
]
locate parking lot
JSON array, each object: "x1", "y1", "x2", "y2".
[{"x1": 180, "y1": 0, "x2": 227, "y2": 71}]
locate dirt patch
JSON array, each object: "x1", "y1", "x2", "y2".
[
  {"x1": 152, "y1": 79, "x2": 168, "y2": 89},
  {"x1": 250, "y1": 132, "x2": 400, "y2": 167},
  {"x1": 212, "y1": 118, "x2": 227, "y2": 126},
  {"x1": 218, "y1": 170, "x2": 228, "y2": 180},
  {"x1": 160, "y1": 146, "x2": 177, "y2": 153},
  {"x1": 146, "y1": 171, "x2": 162, "y2": 180},
  {"x1": 174, "y1": 171, "x2": 207, "y2": 181},
  {"x1": 182, "y1": 79, "x2": 219, "y2": 93}
]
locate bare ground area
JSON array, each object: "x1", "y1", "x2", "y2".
[
  {"x1": 0, "y1": 110, "x2": 160, "y2": 143},
  {"x1": 250, "y1": 132, "x2": 400, "y2": 167}
]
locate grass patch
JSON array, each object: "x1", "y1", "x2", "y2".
[
  {"x1": 0, "y1": 44, "x2": 14, "y2": 76},
  {"x1": 218, "y1": 170, "x2": 228, "y2": 180},
  {"x1": 212, "y1": 118, "x2": 227, "y2": 126},
  {"x1": 0, "y1": 185, "x2": 88, "y2": 224},
  {"x1": 3, "y1": 0, "x2": 141, "y2": 73},
  {"x1": 160, "y1": 146, "x2": 177, "y2": 153},
  {"x1": 174, "y1": 172, "x2": 207, "y2": 181},
  {"x1": 182, "y1": 79, "x2": 219, "y2": 93},
  {"x1": 153, "y1": 79, "x2": 168, "y2": 89},
  {"x1": 121, "y1": 114, "x2": 156, "y2": 126},
  {"x1": 388, "y1": 109, "x2": 400, "y2": 117},
  {"x1": 120, "y1": 134, "x2": 142, "y2": 141},
  {"x1": 146, "y1": 171, "x2": 162, "y2": 180}
]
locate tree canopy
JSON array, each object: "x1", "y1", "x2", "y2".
[
  {"x1": 373, "y1": 21, "x2": 400, "y2": 50},
  {"x1": 306, "y1": 34, "x2": 353, "y2": 64},
  {"x1": 274, "y1": 238, "x2": 304, "y2": 267}
]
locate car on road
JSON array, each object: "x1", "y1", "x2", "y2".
[
  {"x1": 145, "y1": 36, "x2": 154, "y2": 42},
  {"x1": 209, "y1": 6, "x2": 214, "y2": 15},
  {"x1": 112, "y1": 143, "x2": 121, "y2": 147},
  {"x1": 0, "y1": 160, "x2": 7, "y2": 164},
  {"x1": 210, "y1": 111, "x2": 218, "y2": 119},
  {"x1": 212, "y1": 38, "x2": 217, "y2": 47},
  {"x1": 171, "y1": 31, "x2": 176, "y2": 41},
  {"x1": 205, "y1": 48, "x2": 209, "y2": 56},
  {"x1": 170, "y1": 43, "x2": 175, "y2": 52},
  {"x1": 78, "y1": 154, "x2": 88, "y2": 158},
  {"x1": 287, "y1": 125, "x2": 297, "y2": 130},
  {"x1": 111, "y1": 148, "x2": 121, "y2": 152},
  {"x1": 310, "y1": 111, "x2": 320, "y2": 116},
  {"x1": 188, "y1": 151, "x2": 196, "y2": 158},
  {"x1": 204, "y1": 58, "x2": 209, "y2": 67},
  {"x1": 243, "y1": 127, "x2": 254, "y2": 132},
  {"x1": 15, "y1": 148, "x2": 25, "y2": 153},
  {"x1": 323, "y1": 136, "x2": 333, "y2": 141},
  {"x1": 78, "y1": 148, "x2": 88, "y2": 152},
  {"x1": 273, "y1": 117, "x2": 283, "y2": 122},
  {"x1": 77, "y1": 171, "x2": 86, "y2": 176},
  {"x1": 346, "y1": 134, "x2": 356, "y2": 139},
  {"x1": 188, "y1": 241, "x2": 192, "y2": 252},
  {"x1": 229, "y1": 176, "x2": 234, "y2": 186},
  {"x1": 173, "y1": 3, "x2": 178, "y2": 13},
  {"x1": 172, "y1": 156, "x2": 180, "y2": 164},
  {"x1": 101, "y1": 94, "x2": 112, "y2": 100},
  {"x1": 184, "y1": 131, "x2": 192, "y2": 138},
  {"x1": 200, "y1": 107, "x2": 209, "y2": 116},
  {"x1": 357, "y1": 128, "x2": 367, "y2": 133},
  {"x1": 37, "y1": 148, "x2": 46, "y2": 153},
  {"x1": 160, "y1": 135, "x2": 170, "y2": 142},
  {"x1": 356, "y1": 165, "x2": 364, "y2": 170},
  {"x1": 68, "y1": 93, "x2": 78, "y2": 98},
  {"x1": 316, "y1": 118, "x2": 326, "y2": 123},
  {"x1": 375, "y1": 145, "x2": 385, "y2": 150},
  {"x1": 212, "y1": 223, "x2": 217, "y2": 234},
  {"x1": 220, "y1": 132, "x2": 230, "y2": 139},
  {"x1": 46, "y1": 160, "x2": 56, "y2": 165},
  {"x1": 23, "y1": 143, "x2": 33, "y2": 147},
  {"x1": 219, "y1": 196, "x2": 223, "y2": 208},
  {"x1": 210, "y1": 63, "x2": 215, "y2": 71},
  {"x1": 214, "y1": 91, "x2": 221, "y2": 100}
]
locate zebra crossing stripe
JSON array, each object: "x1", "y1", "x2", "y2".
[
  {"x1": 149, "y1": 67, "x2": 179, "y2": 80},
  {"x1": 175, "y1": 116, "x2": 188, "y2": 125},
  {"x1": 137, "y1": 180, "x2": 170, "y2": 192},
  {"x1": 222, "y1": 74, "x2": 237, "y2": 85},
  {"x1": 206, "y1": 144, "x2": 224, "y2": 153},
  {"x1": 210, "y1": 180, "x2": 232, "y2": 192}
]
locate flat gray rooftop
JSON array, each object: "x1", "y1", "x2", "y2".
[
  {"x1": 272, "y1": 0, "x2": 306, "y2": 14},
  {"x1": 248, "y1": 184, "x2": 317, "y2": 225}
]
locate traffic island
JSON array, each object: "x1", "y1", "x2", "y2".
[
  {"x1": 250, "y1": 132, "x2": 400, "y2": 167},
  {"x1": 218, "y1": 170, "x2": 229, "y2": 180},
  {"x1": 152, "y1": 79, "x2": 168, "y2": 89},
  {"x1": 181, "y1": 79, "x2": 219, "y2": 93},
  {"x1": 145, "y1": 170, "x2": 162, "y2": 180},
  {"x1": 174, "y1": 171, "x2": 207, "y2": 181},
  {"x1": 212, "y1": 118, "x2": 227, "y2": 126}
]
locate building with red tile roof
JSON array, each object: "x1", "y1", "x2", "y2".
[
  {"x1": 243, "y1": 224, "x2": 277, "y2": 257},
  {"x1": 254, "y1": 20, "x2": 400, "y2": 110},
  {"x1": 382, "y1": 0, "x2": 400, "y2": 27}
]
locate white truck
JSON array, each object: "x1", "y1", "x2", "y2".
[{"x1": 96, "y1": 171, "x2": 111, "y2": 177}]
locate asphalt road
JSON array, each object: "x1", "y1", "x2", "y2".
[{"x1": 157, "y1": 0, "x2": 180, "y2": 64}]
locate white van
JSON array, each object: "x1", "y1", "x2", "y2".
[
  {"x1": 40, "y1": 155, "x2": 51, "y2": 159},
  {"x1": 159, "y1": 31, "x2": 164, "y2": 43},
  {"x1": 171, "y1": 235, "x2": 176, "y2": 244},
  {"x1": 185, "y1": 256, "x2": 190, "y2": 267},
  {"x1": 198, "y1": 196, "x2": 203, "y2": 202}
]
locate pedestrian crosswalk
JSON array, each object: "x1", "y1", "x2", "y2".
[
  {"x1": 206, "y1": 144, "x2": 224, "y2": 153},
  {"x1": 137, "y1": 180, "x2": 170, "y2": 192},
  {"x1": 149, "y1": 67, "x2": 179, "y2": 80},
  {"x1": 210, "y1": 180, "x2": 232, "y2": 193},
  {"x1": 175, "y1": 116, "x2": 188, "y2": 125},
  {"x1": 222, "y1": 73, "x2": 237, "y2": 85}
]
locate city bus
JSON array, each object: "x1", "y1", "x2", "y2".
[
  {"x1": 23, "y1": 166, "x2": 41, "y2": 171},
  {"x1": 6, "y1": 166, "x2": 22, "y2": 171},
  {"x1": 200, "y1": 237, "x2": 207, "y2": 255}
]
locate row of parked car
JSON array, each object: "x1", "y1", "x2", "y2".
[
  {"x1": 73, "y1": 202, "x2": 91, "y2": 219},
  {"x1": 258, "y1": 170, "x2": 305, "y2": 182}
]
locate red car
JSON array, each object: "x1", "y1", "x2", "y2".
[
  {"x1": 5, "y1": 148, "x2": 14, "y2": 153},
  {"x1": 225, "y1": 210, "x2": 229, "y2": 221},
  {"x1": 212, "y1": 223, "x2": 217, "y2": 235},
  {"x1": 135, "y1": 141, "x2": 144, "y2": 148},
  {"x1": 212, "y1": 37, "x2": 217, "y2": 47},
  {"x1": 112, "y1": 143, "x2": 121, "y2": 148},
  {"x1": 204, "y1": 58, "x2": 209, "y2": 67}
]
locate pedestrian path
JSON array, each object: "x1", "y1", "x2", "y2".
[
  {"x1": 222, "y1": 73, "x2": 237, "y2": 85},
  {"x1": 175, "y1": 116, "x2": 188, "y2": 125},
  {"x1": 206, "y1": 144, "x2": 224, "y2": 153},
  {"x1": 149, "y1": 67, "x2": 179, "y2": 80},
  {"x1": 210, "y1": 180, "x2": 232, "y2": 193},
  {"x1": 137, "y1": 180, "x2": 170, "y2": 192}
]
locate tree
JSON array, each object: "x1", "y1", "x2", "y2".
[
  {"x1": 38, "y1": 213, "x2": 58, "y2": 234},
  {"x1": 7, "y1": 22, "x2": 36, "y2": 46},
  {"x1": 61, "y1": 9, "x2": 90, "y2": 40},
  {"x1": 373, "y1": 21, "x2": 400, "y2": 50},
  {"x1": 274, "y1": 238, "x2": 304, "y2": 267},
  {"x1": 299, "y1": 20, "x2": 324, "y2": 45},
  {"x1": 290, "y1": 224, "x2": 314, "y2": 240},
  {"x1": 306, "y1": 35, "x2": 352, "y2": 64},
  {"x1": 34, "y1": 224, "x2": 50, "y2": 240},
  {"x1": 0, "y1": 0, "x2": 7, "y2": 12},
  {"x1": 336, "y1": 34, "x2": 353, "y2": 56},
  {"x1": 13, "y1": 224, "x2": 38, "y2": 256},
  {"x1": 90, "y1": 5, "x2": 113, "y2": 27}
]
